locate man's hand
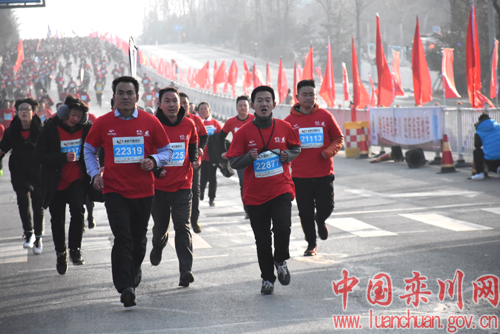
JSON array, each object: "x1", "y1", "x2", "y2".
[
  {"x1": 198, "y1": 148, "x2": 204, "y2": 157},
  {"x1": 93, "y1": 174, "x2": 103, "y2": 191},
  {"x1": 66, "y1": 152, "x2": 76, "y2": 161},
  {"x1": 221, "y1": 152, "x2": 227, "y2": 159},
  {"x1": 280, "y1": 150, "x2": 288, "y2": 163},
  {"x1": 250, "y1": 148, "x2": 258, "y2": 160},
  {"x1": 159, "y1": 170, "x2": 166, "y2": 178},
  {"x1": 191, "y1": 160, "x2": 200, "y2": 170},
  {"x1": 140, "y1": 158, "x2": 155, "y2": 171}
]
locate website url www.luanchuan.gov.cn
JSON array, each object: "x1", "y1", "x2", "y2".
[{"x1": 332, "y1": 310, "x2": 498, "y2": 332}]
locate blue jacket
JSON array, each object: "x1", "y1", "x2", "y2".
[{"x1": 476, "y1": 118, "x2": 500, "y2": 160}]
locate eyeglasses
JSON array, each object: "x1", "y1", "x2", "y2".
[{"x1": 18, "y1": 107, "x2": 32, "y2": 112}]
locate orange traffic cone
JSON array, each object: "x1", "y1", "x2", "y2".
[
  {"x1": 370, "y1": 152, "x2": 392, "y2": 163},
  {"x1": 358, "y1": 128, "x2": 369, "y2": 159},
  {"x1": 438, "y1": 134, "x2": 457, "y2": 173}
]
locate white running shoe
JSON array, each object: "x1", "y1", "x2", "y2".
[
  {"x1": 23, "y1": 234, "x2": 34, "y2": 249},
  {"x1": 33, "y1": 237, "x2": 42, "y2": 255},
  {"x1": 471, "y1": 172, "x2": 485, "y2": 180}
]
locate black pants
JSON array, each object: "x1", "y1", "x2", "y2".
[
  {"x1": 191, "y1": 167, "x2": 200, "y2": 224},
  {"x1": 151, "y1": 189, "x2": 193, "y2": 276},
  {"x1": 104, "y1": 192, "x2": 152, "y2": 293},
  {"x1": 293, "y1": 175, "x2": 334, "y2": 248},
  {"x1": 473, "y1": 148, "x2": 500, "y2": 174},
  {"x1": 96, "y1": 93, "x2": 102, "y2": 107},
  {"x1": 49, "y1": 179, "x2": 86, "y2": 253},
  {"x1": 14, "y1": 184, "x2": 45, "y2": 237},
  {"x1": 236, "y1": 168, "x2": 247, "y2": 213},
  {"x1": 247, "y1": 193, "x2": 292, "y2": 283},
  {"x1": 200, "y1": 160, "x2": 217, "y2": 201}
]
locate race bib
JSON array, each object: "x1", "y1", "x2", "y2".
[
  {"x1": 146, "y1": 95, "x2": 152, "y2": 100},
  {"x1": 234, "y1": 127, "x2": 239, "y2": 133},
  {"x1": 4, "y1": 113, "x2": 12, "y2": 121},
  {"x1": 299, "y1": 127, "x2": 324, "y2": 148},
  {"x1": 206, "y1": 125, "x2": 215, "y2": 136},
  {"x1": 254, "y1": 150, "x2": 283, "y2": 178},
  {"x1": 61, "y1": 138, "x2": 82, "y2": 161},
  {"x1": 143, "y1": 79, "x2": 148, "y2": 84},
  {"x1": 81, "y1": 96, "x2": 87, "y2": 100},
  {"x1": 166, "y1": 142, "x2": 185, "y2": 167},
  {"x1": 113, "y1": 136, "x2": 144, "y2": 163}
]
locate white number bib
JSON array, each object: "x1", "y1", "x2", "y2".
[
  {"x1": 254, "y1": 150, "x2": 283, "y2": 178},
  {"x1": 4, "y1": 113, "x2": 11, "y2": 121},
  {"x1": 206, "y1": 125, "x2": 215, "y2": 136},
  {"x1": 113, "y1": 136, "x2": 144, "y2": 163},
  {"x1": 61, "y1": 138, "x2": 82, "y2": 161},
  {"x1": 167, "y1": 142, "x2": 185, "y2": 167},
  {"x1": 299, "y1": 127, "x2": 324, "y2": 148}
]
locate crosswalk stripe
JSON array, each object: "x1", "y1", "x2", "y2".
[
  {"x1": 0, "y1": 243, "x2": 28, "y2": 264},
  {"x1": 399, "y1": 213, "x2": 492, "y2": 231},
  {"x1": 168, "y1": 232, "x2": 212, "y2": 249},
  {"x1": 326, "y1": 218, "x2": 397, "y2": 237},
  {"x1": 82, "y1": 237, "x2": 112, "y2": 250},
  {"x1": 481, "y1": 208, "x2": 500, "y2": 215}
]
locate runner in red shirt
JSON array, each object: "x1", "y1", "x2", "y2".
[
  {"x1": 198, "y1": 102, "x2": 221, "y2": 207},
  {"x1": 84, "y1": 76, "x2": 172, "y2": 307},
  {"x1": 220, "y1": 95, "x2": 255, "y2": 218},
  {"x1": 141, "y1": 73, "x2": 152, "y2": 89},
  {"x1": 0, "y1": 101, "x2": 15, "y2": 128},
  {"x1": 141, "y1": 86, "x2": 154, "y2": 108},
  {"x1": 226, "y1": 86, "x2": 301, "y2": 295},
  {"x1": 149, "y1": 87, "x2": 199, "y2": 287},
  {"x1": 284, "y1": 79, "x2": 344, "y2": 256},
  {"x1": 180, "y1": 93, "x2": 208, "y2": 233}
]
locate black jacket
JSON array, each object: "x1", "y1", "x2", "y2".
[
  {"x1": 0, "y1": 115, "x2": 43, "y2": 189},
  {"x1": 34, "y1": 116, "x2": 91, "y2": 209}
]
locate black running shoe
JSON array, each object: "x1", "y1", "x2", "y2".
[
  {"x1": 120, "y1": 287, "x2": 136, "y2": 307},
  {"x1": 56, "y1": 251, "x2": 68, "y2": 275},
  {"x1": 69, "y1": 249, "x2": 85, "y2": 265},
  {"x1": 179, "y1": 273, "x2": 194, "y2": 287}
]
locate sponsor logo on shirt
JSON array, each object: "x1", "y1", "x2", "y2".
[
  {"x1": 282, "y1": 137, "x2": 286, "y2": 143},
  {"x1": 180, "y1": 135, "x2": 186, "y2": 140},
  {"x1": 137, "y1": 130, "x2": 143, "y2": 136},
  {"x1": 108, "y1": 129, "x2": 116, "y2": 136},
  {"x1": 293, "y1": 124, "x2": 300, "y2": 129},
  {"x1": 275, "y1": 137, "x2": 280, "y2": 143},
  {"x1": 145, "y1": 131, "x2": 150, "y2": 137},
  {"x1": 248, "y1": 140, "x2": 257, "y2": 147}
]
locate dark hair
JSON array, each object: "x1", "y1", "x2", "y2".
[
  {"x1": 14, "y1": 98, "x2": 39, "y2": 113},
  {"x1": 198, "y1": 101, "x2": 210, "y2": 109},
  {"x1": 236, "y1": 95, "x2": 250, "y2": 106},
  {"x1": 297, "y1": 79, "x2": 315, "y2": 94},
  {"x1": 251, "y1": 86, "x2": 275, "y2": 103},
  {"x1": 179, "y1": 92, "x2": 189, "y2": 100},
  {"x1": 158, "y1": 87, "x2": 179, "y2": 103},
  {"x1": 63, "y1": 95, "x2": 89, "y2": 114},
  {"x1": 478, "y1": 113, "x2": 490, "y2": 122},
  {"x1": 112, "y1": 76, "x2": 139, "y2": 95}
]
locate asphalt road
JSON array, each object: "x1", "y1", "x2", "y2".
[{"x1": 1, "y1": 143, "x2": 499, "y2": 333}]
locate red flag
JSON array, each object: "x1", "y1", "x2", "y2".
[
  {"x1": 278, "y1": 58, "x2": 288, "y2": 104},
  {"x1": 466, "y1": 4, "x2": 494, "y2": 108},
  {"x1": 13, "y1": 40, "x2": 24, "y2": 73},
  {"x1": 297, "y1": 64, "x2": 303, "y2": 81},
  {"x1": 392, "y1": 51, "x2": 405, "y2": 97},
  {"x1": 442, "y1": 48, "x2": 461, "y2": 98},
  {"x1": 352, "y1": 38, "x2": 370, "y2": 110},
  {"x1": 319, "y1": 42, "x2": 336, "y2": 108},
  {"x1": 375, "y1": 15, "x2": 394, "y2": 107},
  {"x1": 315, "y1": 67, "x2": 323, "y2": 84},
  {"x1": 243, "y1": 61, "x2": 253, "y2": 95},
  {"x1": 172, "y1": 61, "x2": 177, "y2": 80},
  {"x1": 491, "y1": 39, "x2": 499, "y2": 99},
  {"x1": 194, "y1": 61, "x2": 209, "y2": 89},
  {"x1": 165, "y1": 61, "x2": 171, "y2": 79},
  {"x1": 213, "y1": 60, "x2": 227, "y2": 94},
  {"x1": 157, "y1": 58, "x2": 165, "y2": 76},
  {"x1": 266, "y1": 62, "x2": 272, "y2": 87},
  {"x1": 412, "y1": 17, "x2": 432, "y2": 106},
  {"x1": 369, "y1": 74, "x2": 378, "y2": 108},
  {"x1": 302, "y1": 45, "x2": 314, "y2": 80},
  {"x1": 226, "y1": 60, "x2": 238, "y2": 97},
  {"x1": 342, "y1": 62, "x2": 349, "y2": 101},
  {"x1": 253, "y1": 63, "x2": 264, "y2": 88},
  {"x1": 293, "y1": 62, "x2": 298, "y2": 104}
]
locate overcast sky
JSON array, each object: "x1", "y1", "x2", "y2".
[{"x1": 14, "y1": 0, "x2": 145, "y2": 40}]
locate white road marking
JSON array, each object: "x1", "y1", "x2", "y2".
[
  {"x1": 399, "y1": 213, "x2": 492, "y2": 231},
  {"x1": 326, "y1": 218, "x2": 397, "y2": 237},
  {"x1": 482, "y1": 208, "x2": 500, "y2": 215},
  {"x1": 0, "y1": 243, "x2": 28, "y2": 264},
  {"x1": 346, "y1": 189, "x2": 481, "y2": 198}
]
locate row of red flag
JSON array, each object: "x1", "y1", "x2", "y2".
[{"x1": 88, "y1": 4, "x2": 494, "y2": 109}]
